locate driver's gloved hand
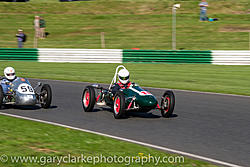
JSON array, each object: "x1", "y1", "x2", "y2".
[
  {"x1": 5, "y1": 81, "x2": 10, "y2": 85},
  {"x1": 102, "y1": 89, "x2": 108, "y2": 95}
]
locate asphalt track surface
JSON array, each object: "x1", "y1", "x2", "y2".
[{"x1": 1, "y1": 79, "x2": 250, "y2": 167}]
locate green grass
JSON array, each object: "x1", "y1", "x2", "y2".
[
  {"x1": 0, "y1": 115, "x2": 217, "y2": 167},
  {"x1": 0, "y1": 0, "x2": 249, "y2": 50},
  {"x1": 1, "y1": 61, "x2": 250, "y2": 96}
]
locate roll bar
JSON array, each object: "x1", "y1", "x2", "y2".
[{"x1": 108, "y1": 65, "x2": 127, "y2": 90}]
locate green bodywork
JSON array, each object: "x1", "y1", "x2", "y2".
[{"x1": 105, "y1": 84, "x2": 158, "y2": 111}]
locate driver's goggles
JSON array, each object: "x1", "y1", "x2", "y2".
[
  {"x1": 6, "y1": 73, "x2": 15, "y2": 76},
  {"x1": 119, "y1": 75, "x2": 129, "y2": 80}
]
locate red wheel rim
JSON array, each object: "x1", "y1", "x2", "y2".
[
  {"x1": 164, "y1": 97, "x2": 170, "y2": 113},
  {"x1": 83, "y1": 90, "x2": 90, "y2": 107},
  {"x1": 114, "y1": 97, "x2": 120, "y2": 114}
]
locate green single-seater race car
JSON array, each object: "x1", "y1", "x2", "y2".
[{"x1": 81, "y1": 65, "x2": 175, "y2": 119}]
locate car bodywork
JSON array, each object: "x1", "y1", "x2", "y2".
[
  {"x1": 0, "y1": 77, "x2": 52, "y2": 108},
  {"x1": 103, "y1": 83, "x2": 158, "y2": 111},
  {"x1": 82, "y1": 65, "x2": 175, "y2": 119}
]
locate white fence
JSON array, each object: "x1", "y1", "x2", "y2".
[{"x1": 38, "y1": 49, "x2": 122, "y2": 63}]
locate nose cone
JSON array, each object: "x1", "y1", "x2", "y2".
[
  {"x1": 136, "y1": 95, "x2": 157, "y2": 108},
  {"x1": 15, "y1": 94, "x2": 36, "y2": 106},
  {"x1": 147, "y1": 98, "x2": 156, "y2": 105}
]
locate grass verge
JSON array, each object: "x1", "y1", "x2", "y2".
[
  {"x1": 0, "y1": 0, "x2": 249, "y2": 50},
  {"x1": 0, "y1": 61, "x2": 250, "y2": 96},
  {"x1": 0, "y1": 115, "x2": 216, "y2": 166}
]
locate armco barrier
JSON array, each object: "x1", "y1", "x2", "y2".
[
  {"x1": 212, "y1": 51, "x2": 250, "y2": 65},
  {"x1": 0, "y1": 48, "x2": 38, "y2": 61},
  {"x1": 123, "y1": 50, "x2": 213, "y2": 64},
  {"x1": 38, "y1": 49, "x2": 122, "y2": 63},
  {"x1": 0, "y1": 49, "x2": 249, "y2": 65}
]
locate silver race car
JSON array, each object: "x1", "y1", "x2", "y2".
[{"x1": 0, "y1": 77, "x2": 52, "y2": 108}]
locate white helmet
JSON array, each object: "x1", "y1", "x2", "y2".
[
  {"x1": 4, "y1": 67, "x2": 16, "y2": 81},
  {"x1": 118, "y1": 69, "x2": 130, "y2": 84}
]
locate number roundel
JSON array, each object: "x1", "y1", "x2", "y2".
[{"x1": 17, "y1": 83, "x2": 35, "y2": 94}]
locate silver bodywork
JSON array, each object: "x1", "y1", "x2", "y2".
[
  {"x1": 3, "y1": 78, "x2": 38, "y2": 106},
  {"x1": 14, "y1": 91, "x2": 37, "y2": 105}
]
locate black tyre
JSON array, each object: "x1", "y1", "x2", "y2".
[
  {"x1": 82, "y1": 86, "x2": 96, "y2": 112},
  {"x1": 40, "y1": 84, "x2": 52, "y2": 109},
  {"x1": 0, "y1": 86, "x2": 3, "y2": 108},
  {"x1": 161, "y1": 90, "x2": 175, "y2": 118},
  {"x1": 113, "y1": 91, "x2": 126, "y2": 119}
]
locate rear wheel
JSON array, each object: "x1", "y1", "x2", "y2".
[
  {"x1": 161, "y1": 90, "x2": 175, "y2": 118},
  {"x1": 40, "y1": 84, "x2": 52, "y2": 109},
  {"x1": 0, "y1": 86, "x2": 3, "y2": 109},
  {"x1": 113, "y1": 91, "x2": 125, "y2": 119},
  {"x1": 82, "y1": 86, "x2": 96, "y2": 112}
]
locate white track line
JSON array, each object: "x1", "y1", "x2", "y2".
[
  {"x1": 32, "y1": 78, "x2": 250, "y2": 98},
  {"x1": 0, "y1": 112, "x2": 242, "y2": 167}
]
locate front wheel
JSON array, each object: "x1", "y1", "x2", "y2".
[
  {"x1": 113, "y1": 91, "x2": 126, "y2": 119},
  {"x1": 40, "y1": 84, "x2": 52, "y2": 109},
  {"x1": 161, "y1": 90, "x2": 175, "y2": 118},
  {"x1": 82, "y1": 86, "x2": 96, "y2": 112}
]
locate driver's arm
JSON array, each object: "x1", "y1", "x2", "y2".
[{"x1": 1, "y1": 79, "x2": 9, "y2": 85}]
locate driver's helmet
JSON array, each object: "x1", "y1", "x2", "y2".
[
  {"x1": 4, "y1": 67, "x2": 16, "y2": 81},
  {"x1": 118, "y1": 69, "x2": 130, "y2": 84}
]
